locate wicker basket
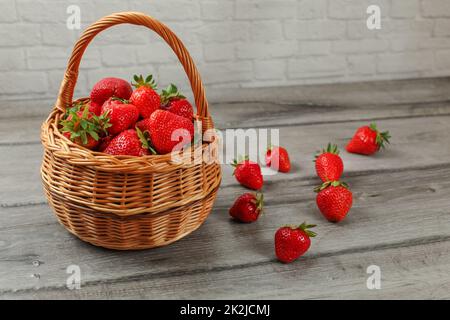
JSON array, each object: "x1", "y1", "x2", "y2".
[{"x1": 40, "y1": 12, "x2": 222, "y2": 250}]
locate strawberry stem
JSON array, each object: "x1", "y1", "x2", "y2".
[
  {"x1": 314, "y1": 180, "x2": 349, "y2": 192},
  {"x1": 298, "y1": 222, "x2": 317, "y2": 238},
  {"x1": 160, "y1": 83, "x2": 186, "y2": 105},
  {"x1": 314, "y1": 143, "x2": 340, "y2": 162},
  {"x1": 370, "y1": 123, "x2": 391, "y2": 150},
  {"x1": 132, "y1": 74, "x2": 157, "y2": 90}
]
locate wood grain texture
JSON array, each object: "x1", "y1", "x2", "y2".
[
  {"x1": 1, "y1": 164, "x2": 449, "y2": 297},
  {"x1": 2, "y1": 115, "x2": 450, "y2": 207},
  {"x1": 1, "y1": 78, "x2": 450, "y2": 299}
]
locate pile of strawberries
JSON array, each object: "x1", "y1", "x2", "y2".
[
  {"x1": 228, "y1": 125, "x2": 390, "y2": 263},
  {"x1": 60, "y1": 75, "x2": 195, "y2": 156}
]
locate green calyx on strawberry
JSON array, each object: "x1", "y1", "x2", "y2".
[
  {"x1": 371, "y1": 123, "x2": 391, "y2": 149},
  {"x1": 231, "y1": 155, "x2": 264, "y2": 190},
  {"x1": 160, "y1": 84, "x2": 185, "y2": 105},
  {"x1": 160, "y1": 84, "x2": 194, "y2": 120},
  {"x1": 290, "y1": 222, "x2": 317, "y2": 238},
  {"x1": 60, "y1": 104, "x2": 110, "y2": 149},
  {"x1": 132, "y1": 74, "x2": 157, "y2": 90},
  {"x1": 314, "y1": 180, "x2": 349, "y2": 193},
  {"x1": 130, "y1": 74, "x2": 161, "y2": 119},
  {"x1": 314, "y1": 143, "x2": 340, "y2": 159},
  {"x1": 136, "y1": 126, "x2": 157, "y2": 155},
  {"x1": 346, "y1": 123, "x2": 391, "y2": 155}
]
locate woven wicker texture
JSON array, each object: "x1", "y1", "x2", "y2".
[{"x1": 40, "y1": 12, "x2": 222, "y2": 250}]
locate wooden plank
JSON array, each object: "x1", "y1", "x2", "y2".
[
  {"x1": 2, "y1": 115, "x2": 450, "y2": 207},
  {"x1": 1, "y1": 164, "x2": 449, "y2": 295},
  {"x1": 2, "y1": 77, "x2": 450, "y2": 119},
  {"x1": 2, "y1": 100, "x2": 450, "y2": 146},
  {"x1": 2, "y1": 237, "x2": 449, "y2": 299}
]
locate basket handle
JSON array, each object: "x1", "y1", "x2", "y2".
[{"x1": 55, "y1": 12, "x2": 213, "y2": 130}]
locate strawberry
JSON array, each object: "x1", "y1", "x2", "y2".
[
  {"x1": 315, "y1": 143, "x2": 344, "y2": 182},
  {"x1": 275, "y1": 222, "x2": 316, "y2": 263},
  {"x1": 60, "y1": 104, "x2": 109, "y2": 150},
  {"x1": 265, "y1": 146, "x2": 291, "y2": 173},
  {"x1": 146, "y1": 109, "x2": 194, "y2": 154},
  {"x1": 129, "y1": 74, "x2": 161, "y2": 118},
  {"x1": 229, "y1": 193, "x2": 264, "y2": 223},
  {"x1": 231, "y1": 156, "x2": 264, "y2": 190},
  {"x1": 101, "y1": 98, "x2": 139, "y2": 136},
  {"x1": 160, "y1": 84, "x2": 194, "y2": 120},
  {"x1": 88, "y1": 101, "x2": 102, "y2": 116},
  {"x1": 103, "y1": 128, "x2": 150, "y2": 156},
  {"x1": 98, "y1": 135, "x2": 113, "y2": 152},
  {"x1": 90, "y1": 77, "x2": 132, "y2": 106},
  {"x1": 315, "y1": 181, "x2": 353, "y2": 223},
  {"x1": 346, "y1": 123, "x2": 391, "y2": 155}
]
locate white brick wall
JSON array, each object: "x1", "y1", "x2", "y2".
[{"x1": 1, "y1": 0, "x2": 450, "y2": 101}]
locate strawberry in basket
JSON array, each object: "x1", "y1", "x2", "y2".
[
  {"x1": 101, "y1": 98, "x2": 139, "y2": 136},
  {"x1": 90, "y1": 77, "x2": 133, "y2": 106},
  {"x1": 60, "y1": 104, "x2": 110, "y2": 150},
  {"x1": 143, "y1": 109, "x2": 194, "y2": 154},
  {"x1": 160, "y1": 84, "x2": 194, "y2": 120},
  {"x1": 103, "y1": 128, "x2": 151, "y2": 156},
  {"x1": 129, "y1": 74, "x2": 161, "y2": 118}
]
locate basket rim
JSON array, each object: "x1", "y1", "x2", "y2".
[{"x1": 41, "y1": 100, "x2": 220, "y2": 174}]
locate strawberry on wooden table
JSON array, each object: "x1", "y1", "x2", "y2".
[
  {"x1": 60, "y1": 105, "x2": 109, "y2": 150},
  {"x1": 90, "y1": 77, "x2": 132, "y2": 106},
  {"x1": 101, "y1": 98, "x2": 139, "y2": 136},
  {"x1": 129, "y1": 74, "x2": 161, "y2": 118},
  {"x1": 346, "y1": 123, "x2": 391, "y2": 155},
  {"x1": 275, "y1": 222, "x2": 316, "y2": 263},
  {"x1": 265, "y1": 146, "x2": 291, "y2": 173},
  {"x1": 146, "y1": 109, "x2": 194, "y2": 154},
  {"x1": 315, "y1": 143, "x2": 344, "y2": 182},
  {"x1": 315, "y1": 180, "x2": 353, "y2": 223},
  {"x1": 229, "y1": 193, "x2": 264, "y2": 223},
  {"x1": 160, "y1": 84, "x2": 194, "y2": 120},
  {"x1": 232, "y1": 156, "x2": 264, "y2": 190},
  {"x1": 103, "y1": 128, "x2": 150, "y2": 156}
]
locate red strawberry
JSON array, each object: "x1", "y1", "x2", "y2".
[
  {"x1": 265, "y1": 146, "x2": 291, "y2": 173},
  {"x1": 88, "y1": 101, "x2": 102, "y2": 116},
  {"x1": 315, "y1": 143, "x2": 344, "y2": 182},
  {"x1": 98, "y1": 135, "x2": 113, "y2": 152},
  {"x1": 275, "y1": 222, "x2": 316, "y2": 263},
  {"x1": 60, "y1": 104, "x2": 109, "y2": 150},
  {"x1": 147, "y1": 109, "x2": 194, "y2": 154},
  {"x1": 129, "y1": 74, "x2": 161, "y2": 118},
  {"x1": 90, "y1": 77, "x2": 132, "y2": 106},
  {"x1": 103, "y1": 129, "x2": 150, "y2": 156},
  {"x1": 160, "y1": 84, "x2": 194, "y2": 120},
  {"x1": 136, "y1": 117, "x2": 152, "y2": 133},
  {"x1": 232, "y1": 156, "x2": 264, "y2": 190},
  {"x1": 229, "y1": 193, "x2": 264, "y2": 223},
  {"x1": 101, "y1": 98, "x2": 139, "y2": 136},
  {"x1": 346, "y1": 123, "x2": 391, "y2": 155},
  {"x1": 315, "y1": 181, "x2": 353, "y2": 223}
]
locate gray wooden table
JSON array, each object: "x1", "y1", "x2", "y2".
[{"x1": 1, "y1": 78, "x2": 450, "y2": 299}]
